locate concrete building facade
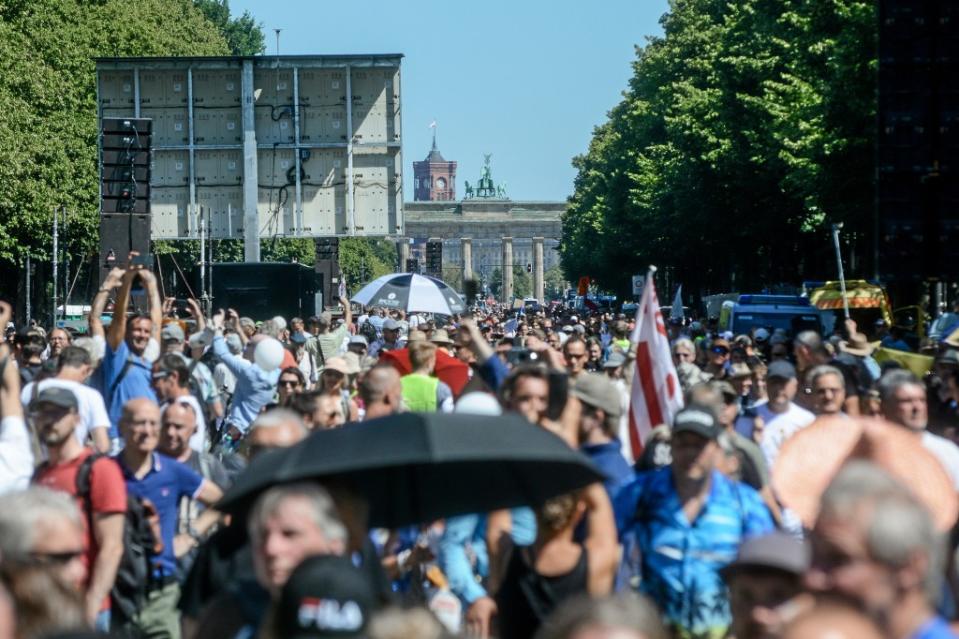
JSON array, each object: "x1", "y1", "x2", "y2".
[{"x1": 403, "y1": 199, "x2": 564, "y2": 300}]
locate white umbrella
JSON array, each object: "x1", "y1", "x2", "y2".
[{"x1": 351, "y1": 273, "x2": 466, "y2": 315}]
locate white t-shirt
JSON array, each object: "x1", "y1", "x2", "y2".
[
  {"x1": 21, "y1": 378, "x2": 110, "y2": 447},
  {"x1": 0, "y1": 416, "x2": 33, "y2": 494},
  {"x1": 757, "y1": 401, "x2": 815, "y2": 471},
  {"x1": 921, "y1": 431, "x2": 959, "y2": 491}
]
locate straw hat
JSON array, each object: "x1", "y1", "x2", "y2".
[
  {"x1": 430, "y1": 329, "x2": 454, "y2": 346},
  {"x1": 838, "y1": 332, "x2": 878, "y2": 357},
  {"x1": 772, "y1": 416, "x2": 958, "y2": 531}
]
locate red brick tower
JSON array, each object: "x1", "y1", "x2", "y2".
[{"x1": 413, "y1": 129, "x2": 456, "y2": 201}]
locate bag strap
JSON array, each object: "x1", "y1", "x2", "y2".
[
  {"x1": 75, "y1": 453, "x2": 106, "y2": 532},
  {"x1": 107, "y1": 355, "x2": 137, "y2": 403}
]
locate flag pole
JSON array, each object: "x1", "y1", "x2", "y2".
[{"x1": 831, "y1": 223, "x2": 850, "y2": 320}]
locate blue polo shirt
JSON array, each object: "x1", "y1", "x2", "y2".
[
  {"x1": 116, "y1": 452, "x2": 204, "y2": 578},
  {"x1": 102, "y1": 340, "x2": 156, "y2": 438}
]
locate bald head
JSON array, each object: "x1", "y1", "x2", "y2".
[
  {"x1": 247, "y1": 408, "x2": 308, "y2": 458},
  {"x1": 359, "y1": 365, "x2": 402, "y2": 420},
  {"x1": 782, "y1": 604, "x2": 883, "y2": 639},
  {"x1": 160, "y1": 401, "x2": 197, "y2": 459},
  {"x1": 120, "y1": 398, "x2": 161, "y2": 456}
]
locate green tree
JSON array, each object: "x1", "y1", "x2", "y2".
[
  {"x1": 544, "y1": 265, "x2": 566, "y2": 299},
  {"x1": 338, "y1": 238, "x2": 396, "y2": 293},
  {"x1": 193, "y1": 0, "x2": 265, "y2": 55},
  {"x1": 488, "y1": 267, "x2": 502, "y2": 298},
  {"x1": 0, "y1": 0, "x2": 230, "y2": 317},
  {"x1": 561, "y1": 0, "x2": 876, "y2": 297},
  {"x1": 512, "y1": 266, "x2": 532, "y2": 299}
]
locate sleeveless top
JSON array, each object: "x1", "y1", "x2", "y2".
[
  {"x1": 400, "y1": 374, "x2": 439, "y2": 412},
  {"x1": 495, "y1": 543, "x2": 589, "y2": 639}
]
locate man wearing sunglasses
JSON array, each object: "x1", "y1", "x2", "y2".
[
  {"x1": 0, "y1": 486, "x2": 88, "y2": 590},
  {"x1": 704, "y1": 338, "x2": 732, "y2": 380},
  {"x1": 31, "y1": 387, "x2": 126, "y2": 629}
]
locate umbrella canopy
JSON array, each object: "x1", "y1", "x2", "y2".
[
  {"x1": 772, "y1": 416, "x2": 958, "y2": 531},
  {"x1": 351, "y1": 273, "x2": 466, "y2": 316},
  {"x1": 379, "y1": 348, "x2": 470, "y2": 396},
  {"x1": 218, "y1": 412, "x2": 604, "y2": 528}
]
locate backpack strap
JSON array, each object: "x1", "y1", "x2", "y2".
[
  {"x1": 107, "y1": 355, "x2": 137, "y2": 403},
  {"x1": 74, "y1": 453, "x2": 106, "y2": 532}
]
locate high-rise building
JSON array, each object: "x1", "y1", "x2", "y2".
[{"x1": 413, "y1": 132, "x2": 456, "y2": 201}]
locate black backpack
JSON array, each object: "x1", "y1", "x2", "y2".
[
  {"x1": 360, "y1": 319, "x2": 378, "y2": 345},
  {"x1": 69, "y1": 454, "x2": 164, "y2": 623}
]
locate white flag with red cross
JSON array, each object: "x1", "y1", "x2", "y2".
[{"x1": 626, "y1": 272, "x2": 683, "y2": 458}]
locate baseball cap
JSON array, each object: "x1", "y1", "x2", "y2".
[
  {"x1": 721, "y1": 531, "x2": 810, "y2": 580},
  {"x1": 383, "y1": 318, "x2": 400, "y2": 331},
  {"x1": 570, "y1": 373, "x2": 622, "y2": 418},
  {"x1": 603, "y1": 351, "x2": 627, "y2": 369},
  {"x1": 561, "y1": 325, "x2": 573, "y2": 334},
  {"x1": 672, "y1": 403, "x2": 720, "y2": 440},
  {"x1": 188, "y1": 330, "x2": 212, "y2": 349},
  {"x1": 161, "y1": 323, "x2": 185, "y2": 343},
  {"x1": 572, "y1": 325, "x2": 586, "y2": 335},
  {"x1": 290, "y1": 332, "x2": 308, "y2": 345},
  {"x1": 274, "y1": 554, "x2": 375, "y2": 639},
  {"x1": 30, "y1": 387, "x2": 78, "y2": 412},
  {"x1": 754, "y1": 328, "x2": 770, "y2": 343},
  {"x1": 239, "y1": 317, "x2": 255, "y2": 329},
  {"x1": 225, "y1": 333, "x2": 244, "y2": 355},
  {"x1": 318, "y1": 311, "x2": 333, "y2": 326},
  {"x1": 348, "y1": 335, "x2": 369, "y2": 347},
  {"x1": 767, "y1": 360, "x2": 798, "y2": 380}
]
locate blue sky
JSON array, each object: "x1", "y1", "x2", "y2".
[{"x1": 231, "y1": 0, "x2": 670, "y2": 201}]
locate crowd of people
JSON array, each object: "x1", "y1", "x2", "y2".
[{"x1": 0, "y1": 261, "x2": 957, "y2": 639}]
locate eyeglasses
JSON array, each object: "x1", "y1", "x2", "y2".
[
  {"x1": 30, "y1": 549, "x2": 84, "y2": 566},
  {"x1": 279, "y1": 379, "x2": 301, "y2": 388},
  {"x1": 711, "y1": 347, "x2": 730, "y2": 355}
]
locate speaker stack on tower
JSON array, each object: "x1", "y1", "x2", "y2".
[
  {"x1": 315, "y1": 237, "x2": 340, "y2": 309},
  {"x1": 878, "y1": 2, "x2": 959, "y2": 283},
  {"x1": 425, "y1": 239, "x2": 443, "y2": 279},
  {"x1": 99, "y1": 117, "x2": 152, "y2": 280}
]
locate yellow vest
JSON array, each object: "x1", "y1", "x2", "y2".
[{"x1": 401, "y1": 373, "x2": 439, "y2": 412}]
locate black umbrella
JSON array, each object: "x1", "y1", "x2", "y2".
[{"x1": 218, "y1": 412, "x2": 604, "y2": 528}]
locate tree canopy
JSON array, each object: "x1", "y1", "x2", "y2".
[{"x1": 560, "y1": 0, "x2": 876, "y2": 298}]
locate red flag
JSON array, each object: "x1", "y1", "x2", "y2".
[
  {"x1": 577, "y1": 276, "x2": 590, "y2": 296},
  {"x1": 626, "y1": 273, "x2": 683, "y2": 459}
]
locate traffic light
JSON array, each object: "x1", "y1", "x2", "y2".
[
  {"x1": 426, "y1": 240, "x2": 443, "y2": 278},
  {"x1": 526, "y1": 263, "x2": 532, "y2": 273},
  {"x1": 405, "y1": 258, "x2": 419, "y2": 273}
]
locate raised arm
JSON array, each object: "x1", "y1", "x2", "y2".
[
  {"x1": 138, "y1": 269, "x2": 162, "y2": 343},
  {"x1": 0, "y1": 302, "x2": 20, "y2": 421},
  {"x1": 89, "y1": 268, "x2": 125, "y2": 340},
  {"x1": 339, "y1": 296, "x2": 352, "y2": 329},
  {"x1": 186, "y1": 298, "x2": 207, "y2": 332},
  {"x1": 226, "y1": 309, "x2": 247, "y2": 348},
  {"x1": 106, "y1": 267, "x2": 138, "y2": 352}
]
